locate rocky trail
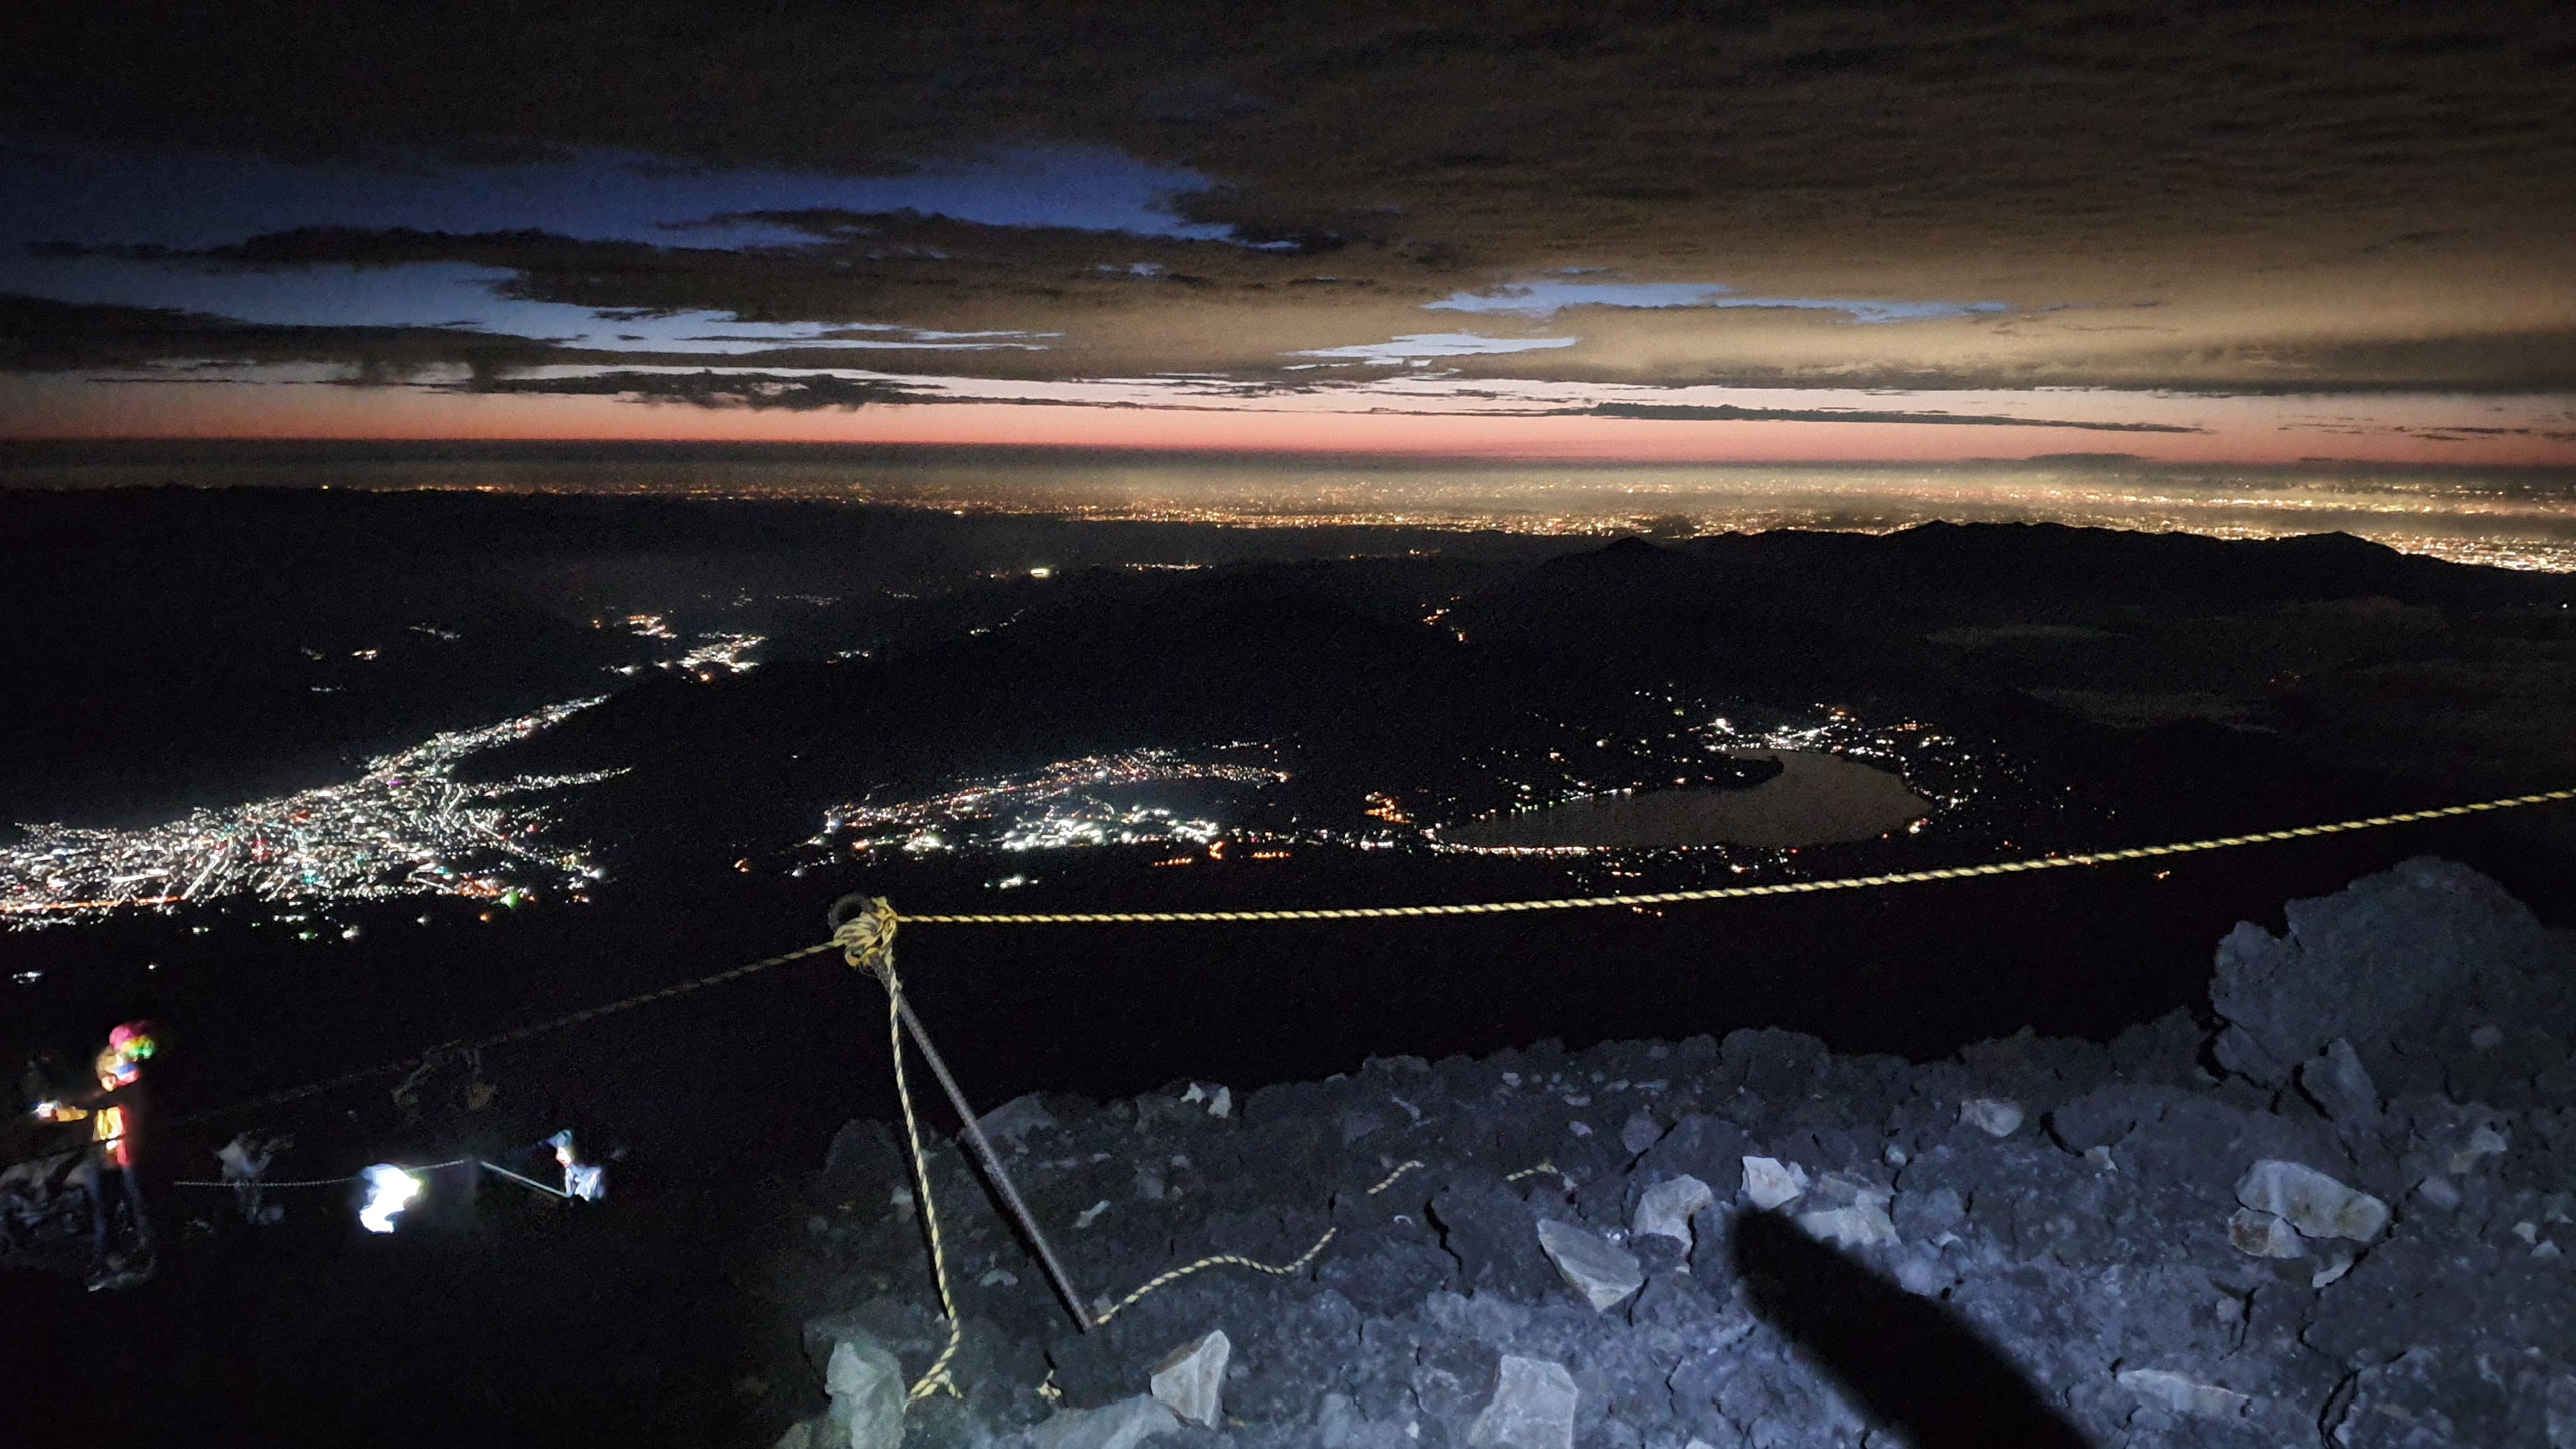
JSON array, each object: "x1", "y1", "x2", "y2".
[{"x1": 762, "y1": 858, "x2": 2576, "y2": 1448}]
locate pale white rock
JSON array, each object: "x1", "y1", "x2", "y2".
[
  {"x1": 1534, "y1": 1218, "x2": 1644, "y2": 1312},
  {"x1": 1468, "y1": 1355, "x2": 1579, "y2": 1449},
  {"x1": 1742, "y1": 1156, "x2": 1809, "y2": 1210},
  {"x1": 1148, "y1": 1330, "x2": 1230, "y2": 1429},
  {"x1": 2312, "y1": 1252, "x2": 2355, "y2": 1288},
  {"x1": 977, "y1": 1094, "x2": 1058, "y2": 1152},
  {"x1": 2117, "y1": 1368, "x2": 2251, "y2": 1418},
  {"x1": 2228, "y1": 1208, "x2": 2304, "y2": 1259},
  {"x1": 2235, "y1": 1160, "x2": 2389, "y2": 1241},
  {"x1": 1797, "y1": 1202, "x2": 1899, "y2": 1250},
  {"x1": 1030, "y1": 1395, "x2": 1179, "y2": 1449},
  {"x1": 1632, "y1": 1175, "x2": 1714, "y2": 1247},
  {"x1": 1075, "y1": 1199, "x2": 1112, "y2": 1229},
  {"x1": 2417, "y1": 1176, "x2": 2462, "y2": 1211},
  {"x1": 2450, "y1": 1124, "x2": 2509, "y2": 1174},
  {"x1": 822, "y1": 1335, "x2": 905, "y2": 1449},
  {"x1": 1960, "y1": 1097, "x2": 2025, "y2": 1138},
  {"x1": 1814, "y1": 1173, "x2": 1892, "y2": 1209}
]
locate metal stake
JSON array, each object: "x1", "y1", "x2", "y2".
[{"x1": 875, "y1": 970, "x2": 1096, "y2": 1332}]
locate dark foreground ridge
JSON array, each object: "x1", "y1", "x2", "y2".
[{"x1": 767, "y1": 858, "x2": 2576, "y2": 1448}]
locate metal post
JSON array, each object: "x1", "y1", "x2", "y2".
[{"x1": 878, "y1": 972, "x2": 1096, "y2": 1333}]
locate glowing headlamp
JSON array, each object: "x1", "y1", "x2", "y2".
[{"x1": 358, "y1": 1164, "x2": 422, "y2": 1234}]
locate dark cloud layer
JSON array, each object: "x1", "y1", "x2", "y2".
[
  {"x1": 0, "y1": 294, "x2": 553, "y2": 376},
  {"x1": 1578, "y1": 403, "x2": 2201, "y2": 433},
  {"x1": 469, "y1": 370, "x2": 925, "y2": 411},
  {"x1": 4, "y1": 2, "x2": 2574, "y2": 399}
]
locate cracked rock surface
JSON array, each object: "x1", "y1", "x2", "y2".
[{"x1": 770, "y1": 859, "x2": 2576, "y2": 1447}]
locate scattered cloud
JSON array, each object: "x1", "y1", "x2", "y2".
[
  {"x1": 1427, "y1": 280, "x2": 2014, "y2": 325},
  {"x1": 1285, "y1": 332, "x2": 1581, "y2": 364},
  {"x1": 3, "y1": 4, "x2": 2573, "y2": 448}
]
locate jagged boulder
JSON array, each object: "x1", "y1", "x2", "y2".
[
  {"x1": 2211, "y1": 857, "x2": 2569, "y2": 1095},
  {"x1": 2235, "y1": 1160, "x2": 2389, "y2": 1241},
  {"x1": 1533, "y1": 1219, "x2": 1642, "y2": 1312},
  {"x1": 1467, "y1": 1355, "x2": 1577, "y2": 1449},
  {"x1": 1630, "y1": 1174, "x2": 1713, "y2": 1248},
  {"x1": 1147, "y1": 1330, "x2": 1229, "y2": 1428},
  {"x1": 820, "y1": 1333, "x2": 905, "y2": 1449}
]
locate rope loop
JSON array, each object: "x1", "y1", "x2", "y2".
[{"x1": 829, "y1": 893, "x2": 900, "y2": 976}]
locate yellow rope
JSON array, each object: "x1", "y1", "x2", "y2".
[
  {"x1": 1093, "y1": 1159, "x2": 1427, "y2": 1326},
  {"x1": 835, "y1": 903, "x2": 963, "y2": 1407},
  {"x1": 893, "y1": 786, "x2": 2576, "y2": 926}
]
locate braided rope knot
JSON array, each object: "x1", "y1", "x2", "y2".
[{"x1": 831, "y1": 895, "x2": 900, "y2": 972}]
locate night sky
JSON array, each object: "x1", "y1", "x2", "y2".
[{"x1": 3, "y1": 2, "x2": 2573, "y2": 464}]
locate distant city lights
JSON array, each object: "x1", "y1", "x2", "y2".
[
  {"x1": 807, "y1": 749, "x2": 1287, "y2": 859},
  {"x1": 1, "y1": 700, "x2": 623, "y2": 931}
]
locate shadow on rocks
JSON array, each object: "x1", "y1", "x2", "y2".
[{"x1": 1729, "y1": 1209, "x2": 2092, "y2": 1449}]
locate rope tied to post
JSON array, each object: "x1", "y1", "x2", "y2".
[{"x1": 831, "y1": 896, "x2": 964, "y2": 1406}]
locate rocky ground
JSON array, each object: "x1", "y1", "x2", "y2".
[{"x1": 760, "y1": 857, "x2": 2576, "y2": 1448}]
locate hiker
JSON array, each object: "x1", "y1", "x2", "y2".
[
  {"x1": 38, "y1": 1022, "x2": 160, "y2": 1290},
  {"x1": 549, "y1": 1128, "x2": 606, "y2": 1202},
  {"x1": 217, "y1": 1130, "x2": 292, "y2": 1225}
]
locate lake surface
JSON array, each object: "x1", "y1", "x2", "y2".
[{"x1": 1441, "y1": 749, "x2": 1931, "y2": 850}]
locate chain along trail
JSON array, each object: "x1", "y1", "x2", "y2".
[{"x1": 27, "y1": 784, "x2": 2575, "y2": 1409}]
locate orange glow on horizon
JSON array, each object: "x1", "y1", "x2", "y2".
[{"x1": 4, "y1": 374, "x2": 2572, "y2": 468}]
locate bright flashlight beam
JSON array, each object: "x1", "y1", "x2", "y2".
[{"x1": 358, "y1": 1163, "x2": 422, "y2": 1233}]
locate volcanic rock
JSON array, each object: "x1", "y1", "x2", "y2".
[
  {"x1": 1959, "y1": 1096, "x2": 2025, "y2": 1138},
  {"x1": 2235, "y1": 1159, "x2": 2389, "y2": 1241},
  {"x1": 1029, "y1": 1396, "x2": 1179, "y2": 1449},
  {"x1": 769, "y1": 860, "x2": 2576, "y2": 1449},
  {"x1": 1740, "y1": 1155, "x2": 1807, "y2": 1209},
  {"x1": 2228, "y1": 1208, "x2": 2304, "y2": 1259},
  {"x1": 2115, "y1": 1367, "x2": 2250, "y2": 1418},
  {"x1": 821, "y1": 1333, "x2": 904, "y2": 1449},
  {"x1": 1533, "y1": 1218, "x2": 1643, "y2": 1312},
  {"x1": 1147, "y1": 1330, "x2": 1228, "y2": 1428},
  {"x1": 1630, "y1": 1174, "x2": 1713, "y2": 1248},
  {"x1": 1466, "y1": 1354, "x2": 1578, "y2": 1449}
]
